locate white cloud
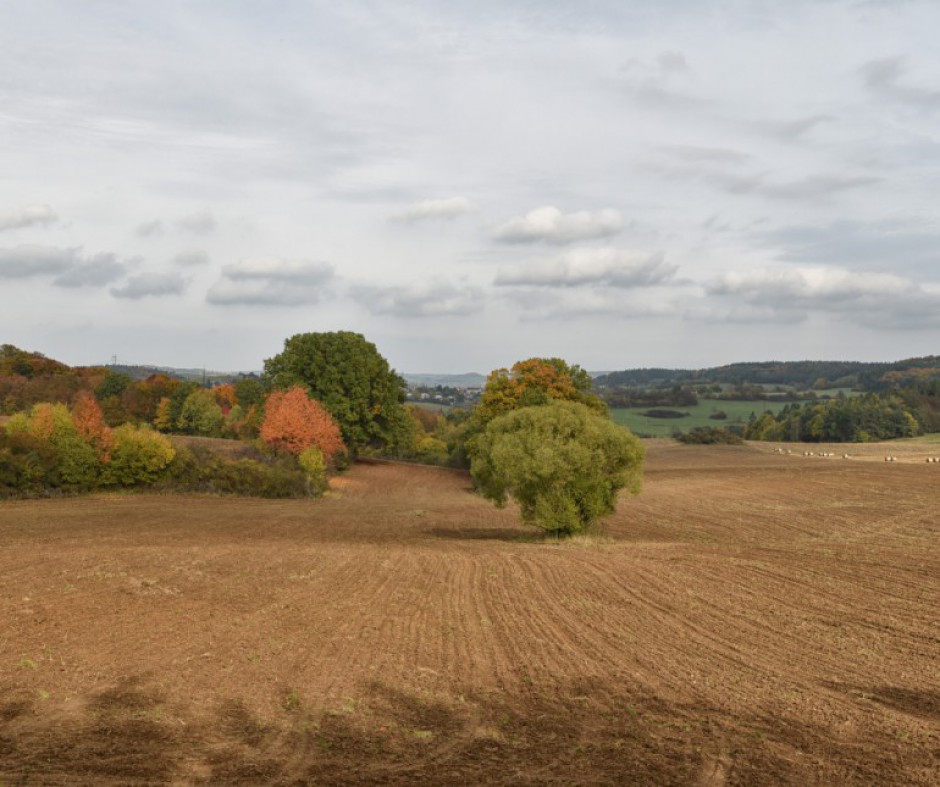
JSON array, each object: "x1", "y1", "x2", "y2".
[
  {"x1": 0, "y1": 205, "x2": 58, "y2": 232},
  {"x1": 206, "y1": 256, "x2": 334, "y2": 306},
  {"x1": 350, "y1": 281, "x2": 484, "y2": 318},
  {"x1": 219, "y1": 257, "x2": 334, "y2": 284},
  {"x1": 707, "y1": 267, "x2": 911, "y2": 302},
  {"x1": 493, "y1": 206, "x2": 623, "y2": 245},
  {"x1": 111, "y1": 272, "x2": 186, "y2": 299},
  {"x1": 391, "y1": 196, "x2": 478, "y2": 223},
  {"x1": 705, "y1": 265, "x2": 940, "y2": 330},
  {"x1": 503, "y1": 287, "x2": 681, "y2": 321},
  {"x1": 495, "y1": 248, "x2": 676, "y2": 288}
]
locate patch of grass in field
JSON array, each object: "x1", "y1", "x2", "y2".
[
  {"x1": 897, "y1": 433, "x2": 940, "y2": 444},
  {"x1": 610, "y1": 398, "x2": 789, "y2": 437}
]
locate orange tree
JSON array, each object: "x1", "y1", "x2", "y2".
[{"x1": 259, "y1": 385, "x2": 345, "y2": 460}]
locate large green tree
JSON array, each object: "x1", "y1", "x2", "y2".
[
  {"x1": 469, "y1": 400, "x2": 645, "y2": 536},
  {"x1": 263, "y1": 331, "x2": 407, "y2": 451}
]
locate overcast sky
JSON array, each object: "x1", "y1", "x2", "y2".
[{"x1": 2, "y1": 1, "x2": 939, "y2": 374}]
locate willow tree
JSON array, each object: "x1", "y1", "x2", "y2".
[{"x1": 469, "y1": 401, "x2": 644, "y2": 536}]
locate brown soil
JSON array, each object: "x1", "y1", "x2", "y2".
[{"x1": 1, "y1": 442, "x2": 938, "y2": 784}]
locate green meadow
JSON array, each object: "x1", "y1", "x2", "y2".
[{"x1": 610, "y1": 398, "x2": 790, "y2": 437}]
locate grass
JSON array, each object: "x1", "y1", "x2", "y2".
[{"x1": 610, "y1": 398, "x2": 790, "y2": 437}]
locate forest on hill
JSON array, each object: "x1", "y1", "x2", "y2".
[{"x1": 593, "y1": 356, "x2": 940, "y2": 391}]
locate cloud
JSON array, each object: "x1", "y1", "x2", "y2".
[
  {"x1": 705, "y1": 265, "x2": 940, "y2": 329},
  {"x1": 0, "y1": 245, "x2": 78, "y2": 278},
  {"x1": 53, "y1": 253, "x2": 128, "y2": 287},
  {"x1": 111, "y1": 272, "x2": 186, "y2": 299},
  {"x1": 708, "y1": 172, "x2": 881, "y2": 200},
  {"x1": 206, "y1": 256, "x2": 334, "y2": 306},
  {"x1": 618, "y1": 51, "x2": 699, "y2": 108},
  {"x1": 493, "y1": 206, "x2": 623, "y2": 245},
  {"x1": 659, "y1": 146, "x2": 751, "y2": 165},
  {"x1": 173, "y1": 249, "x2": 209, "y2": 266},
  {"x1": 495, "y1": 248, "x2": 676, "y2": 288},
  {"x1": 391, "y1": 196, "x2": 478, "y2": 223},
  {"x1": 757, "y1": 219, "x2": 940, "y2": 275},
  {"x1": 0, "y1": 205, "x2": 58, "y2": 232},
  {"x1": 502, "y1": 287, "x2": 681, "y2": 321},
  {"x1": 135, "y1": 220, "x2": 165, "y2": 238},
  {"x1": 656, "y1": 51, "x2": 689, "y2": 74},
  {"x1": 860, "y1": 56, "x2": 940, "y2": 110},
  {"x1": 707, "y1": 267, "x2": 910, "y2": 302},
  {"x1": 350, "y1": 281, "x2": 484, "y2": 318},
  {"x1": 754, "y1": 115, "x2": 831, "y2": 141},
  {"x1": 177, "y1": 209, "x2": 217, "y2": 235}
]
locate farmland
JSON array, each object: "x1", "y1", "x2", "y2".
[
  {"x1": 1, "y1": 441, "x2": 938, "y2": 784},
  {"x1": 610, "y1": 398, "x2": 787, "y2": 437}
]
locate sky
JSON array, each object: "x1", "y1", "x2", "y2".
[{"x1": 1, "y1": 0, "x2": 939, "y2": 374}]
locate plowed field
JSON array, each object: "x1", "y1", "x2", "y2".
[{"x1": 1, "y1": 442, "x2": 938, "y2": 784}]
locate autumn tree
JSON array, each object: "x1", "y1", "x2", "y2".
[
  {"x1": 259, "y1": 386, "x2": 345, "y2": 459},
  {"x1": 475, "y1": 357, "x2": 605, "y2": 424},
  {"x1": 71, "y1": 390, "x2": 113, "y2": 458},
  {"x1": 263, "y1": 332, "x2": 407, "y2": 452},
  {"x1": 212, "y1": 384, "x2": 237, "y2": 415}
]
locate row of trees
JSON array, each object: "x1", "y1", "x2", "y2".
[
  {"x1": 742, "y1": 390, "x2": 936, "y2": 443},
  {"x1": 1, "y1": 380, "x2": 349, "y2": 499},
  {"x1": 2, "y1": 335, "x2": 649, "y2": 537}
]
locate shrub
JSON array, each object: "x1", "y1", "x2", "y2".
[
  {"x1": 103, "y1": 425, "x2": 176, "y2": 486},
  {"x1": 56, "y1": 436, "x2": 102, "y2": 488},
  {"x1": 675, "y1": 427, "x2": 744, "y2": 445},
  {"x1": 161, "y1": 443, "x2": 309, "y2": 498},
  {"x1": 298, "y1": 445, "x2": 329, "y2": 495}
]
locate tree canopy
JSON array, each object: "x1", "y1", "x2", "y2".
[
  {"x1": 469, "y1": 400, "x2": 644, "y2": 536},
  {"x1": 263, "y1": 332, "x2": 407, "y2": 452},
  {"x1": 259, "y1": 386, "x2": 345, "y2": 459},
  {"x1": 475, "y1": 357, "x2": 604, "y2": 423}
]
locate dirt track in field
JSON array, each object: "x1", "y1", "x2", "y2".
[{"x1": 1, "y1": 441, "x2": 938, "y2": 785}]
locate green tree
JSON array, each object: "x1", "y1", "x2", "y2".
[
  {"x1": 469, "y1": 401, "x2": 645, "y2": 537},
  {"x1": 177, "y1": 389, "x2": 224, "y2": 436},
  {"x1": 263, "y1": 331, "x2": 407, "y2": 452}
]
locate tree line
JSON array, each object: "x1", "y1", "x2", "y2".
[
  {"x1": 1, "y1": 336, "x2": 648, "y2": 537},
  {"x1": 742, "y1": 383, "x2": 940, "y2": 443}
]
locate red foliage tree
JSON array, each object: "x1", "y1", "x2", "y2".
[
  {"x1": 259, "y1": 386, "x2": 345, "y2": 458},
  {"x1": 72, "y1": 390, "x2": 113, "y2": 458},
  {"x1": 212, "y1": 384, "x2": 237, "y2": 415}
]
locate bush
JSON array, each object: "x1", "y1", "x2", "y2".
[
  {"x1": 160, "y1": 443, "x2": 309, "y2": 498},
  {"x1": 0, "y1": 432, "x2": 61, "y2": 497},
  {"x1": 299, "y1": 445, "x2": 329, "y2": 495},
  {"x1": 103, "y1": 425, "x2": 176, "y2": 486},
  {"x1": 675, "y1": 427, "x2": 744, "y2": 445}
]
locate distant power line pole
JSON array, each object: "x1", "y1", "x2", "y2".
[{"x1": 110, "y1": 355, "x2": 118, "y2": 367}]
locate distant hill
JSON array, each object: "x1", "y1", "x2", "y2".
[
  {"x1": 403, "y1": 372, "x2": 486, "y2": 388},
  {"x1": 593, "y1": 356, "x2": 940, "y2": 391},
  {"x1": 108, "y1": 364, "x2": 261, "y2": 384}
]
